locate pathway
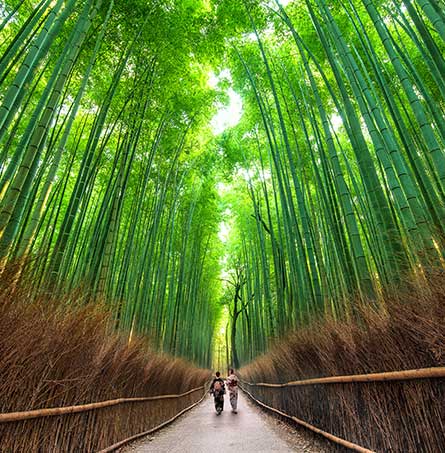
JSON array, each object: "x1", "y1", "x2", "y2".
[{"x1": 123, "y1": 393, "x2": 329, "y2": 452}]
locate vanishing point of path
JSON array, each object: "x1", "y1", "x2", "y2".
[{"x1": 123, "y1": 393, "x2": 330, "y2": 453}]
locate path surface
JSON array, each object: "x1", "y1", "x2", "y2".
[{"x1": 123, "y1": 393, "x2": 330, "y2": 453}]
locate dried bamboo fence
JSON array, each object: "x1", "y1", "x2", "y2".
[
  {"x1": 241, "y1": 366, "x2": 445, "y2": 452},
  {"x1": 0, "y1": 384, "x2": 208, "y2": 452}
]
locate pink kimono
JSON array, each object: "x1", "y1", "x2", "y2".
[{"x1": 226, "y1": 372, "x2": 238, "y2": 412}]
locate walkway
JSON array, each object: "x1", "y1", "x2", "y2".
[{"x1": 123, "y1": 393, "x2": 328, "y2": 452}]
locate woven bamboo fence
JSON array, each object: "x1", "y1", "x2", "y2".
[
  {"x1": 0, "y1": 384, "x2": 208, "y2": 452},
  {"x1": 241, "y1": 366, "x2": 445, "y2": 452}
]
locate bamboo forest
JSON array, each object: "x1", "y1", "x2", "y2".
[{"x1": 1, "y1": 0, "x2": 445, "y2": 452}]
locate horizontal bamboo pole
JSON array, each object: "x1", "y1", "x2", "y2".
[
  {"x1": 97, "y1": 389, "x2": 208, "y2": 452},
  {"x1": 242, "y1": 366, "x2": 445, "y2": 388},
  {"x1": 0, "y1": 385, "x2": 205, "y2": 423},
  {"x1": 241, "y1": 385, "x2": 375, "y2": 453}
]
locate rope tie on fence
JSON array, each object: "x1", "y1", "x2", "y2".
[{"x1": 0, "y1": 385, "x2": 206, "y2": 423}]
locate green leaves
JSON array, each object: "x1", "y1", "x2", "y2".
[
  {"x1": 215, "y1": 0, "x2": 445, "y2": 365},
  {"x1": 1, "y1": 0, "x2": 445, "y2": 368}
]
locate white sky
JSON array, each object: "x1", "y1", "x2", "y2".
[
  {"x1": 271, "y1": 0, "x2": 293, "y2": 6},
  {"x1": 209, "y1": 70, "x2": 243, "y2": 135},
  {"x1": 218, "y1": 220, "x2": 230, "y2": 243},
  {"x1": 330, "y1": 113, "x2": 343, "y2": 132},
  {"x1": 211, "y1": 88, "x2": 243, "y2": 134}
]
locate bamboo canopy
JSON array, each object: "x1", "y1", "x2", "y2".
[{"x1": 0, "y1": 0, "x2": 444, "y2": 366}]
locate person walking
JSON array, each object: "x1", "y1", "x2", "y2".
[
  {"x1": 226, "y1": 368, "x2": 238, "y2": 413},
  {"x1": 209, "y1": 371, "x2": 225, "y2": 415}
]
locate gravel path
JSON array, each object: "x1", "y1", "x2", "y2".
[{"x1": 123, "y1": 392, "x2": 331, "y2": 452}]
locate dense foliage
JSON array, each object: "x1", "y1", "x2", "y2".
[
  {"x1": 217, "y1": 0, "x2": 445, "y2": 365},
  {"x1": 0, "y1": 0, "x2": 444, "y2": 367},
  {"x1": 0, "y1": 0, "x2": 226, "y2": 367}
]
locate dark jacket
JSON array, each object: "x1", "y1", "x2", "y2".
[{"x1": 210, "y1": 377, "x2": 225, "y2": 396}]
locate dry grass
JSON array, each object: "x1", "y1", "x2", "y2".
[
  {"x1": 240, "y1": 270, "x2": 445, "y2": 452},
  {"x1": 0, "y1": 266, "x2": 210, "y2": 452}
]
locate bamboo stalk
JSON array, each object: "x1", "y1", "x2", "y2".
[
  {"x1": 0, "y1": 385, "x2": 205, "y2": 423},
  {"x1": 96, "y1": 389, "x2": 208, "y2": 453},
  {"x1": 241, "y1": 385, "x2": 376, "y2": 453},
  {"x1": 241, "y1": 366, "x2": 445, "y2": 387}
]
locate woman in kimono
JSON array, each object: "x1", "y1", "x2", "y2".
[
  {"x1": 226, "y1": 368, "x2": 238, "y2": 413},
  {"x1": 210, "y1": 371, "x2": 225, "y2": 415}
]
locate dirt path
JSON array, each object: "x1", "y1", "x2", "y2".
[{"x1": 123, "y1": 392, "x2": 331, "y2": 452}]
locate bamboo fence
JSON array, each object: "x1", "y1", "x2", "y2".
[
  {"x1": 0, "y1": 386, "x2": 206, "y2": 423},
  {"x1": 240, "y1": 366, "x2": 445, "y2": 452},
  {"x1": 0, "y1": 384, "x2": 208, "y2": 452}
]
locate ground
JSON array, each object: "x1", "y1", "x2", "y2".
[{"x1": 122, "y1": 392, "x2": 332, "y2": 452}]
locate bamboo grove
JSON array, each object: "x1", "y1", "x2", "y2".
[
  {"x1": 1, "y1": 0, "x2": 445, "y2": 368},
  {"x1": 0, "y1": 0, "x2": 226, "y2": 367},
  {"x1": 216, "y1": 0, "x2": 445, "y2": 365}
]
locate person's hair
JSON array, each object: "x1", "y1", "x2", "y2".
[
  {"x1": 229, "y1": 368, "x2": 234, "y2": 374},
  {"x1": 215, "y1": 371, "x2": 220, "y2": 377}
]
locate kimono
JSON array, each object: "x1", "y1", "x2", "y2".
[
  {"x1": 210, "y1": 377, "x2": 225, "y2": 414},
  {"x1": 226, "y1": 372, "x2": 238, "y2": 411}
]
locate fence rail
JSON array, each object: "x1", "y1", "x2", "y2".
[
  {"x1": 0, "y1": 385, "x2": 206, "y2": 423},
  {"x1": 241, "y1": 365, "x2": 445, "y2": 388}
]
